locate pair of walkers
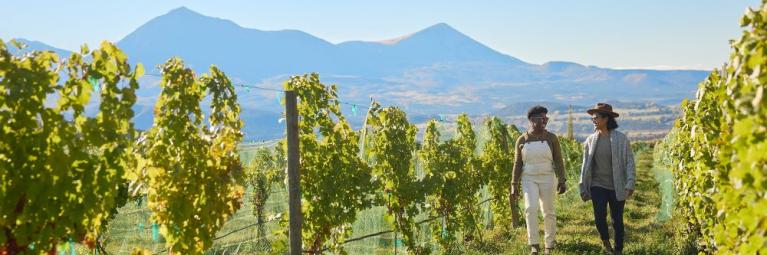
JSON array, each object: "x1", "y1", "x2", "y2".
[{"x1": 509, "y1": 103, "x2": 636, "y2": 255}]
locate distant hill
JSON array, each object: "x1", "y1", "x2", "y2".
[{"x1": 7, "y1": 38, "x2": 72, "y2": 57}]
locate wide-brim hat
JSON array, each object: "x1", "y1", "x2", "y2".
[{"x1": 586, "y1": 103, "x2": 619, "y2": 118}]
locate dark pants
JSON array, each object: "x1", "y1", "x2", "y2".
[{"x1": 590, "y1": 186, "x2": 625, "y2": 252}]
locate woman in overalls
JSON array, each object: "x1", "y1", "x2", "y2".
[{"x1": 510, "y1": 105, "x2": 567, "y2": 255}]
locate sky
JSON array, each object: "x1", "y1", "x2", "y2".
[{"x1": 0, "y1": 0, "x2": 761, "y2": 70}]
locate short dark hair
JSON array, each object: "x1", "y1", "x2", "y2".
[
  {"x1": 527, "y1": 105, "x2": 548, "y2": 119},
  {"x1": 597, "y1": 112, "x2": 619, "y2": 130}
]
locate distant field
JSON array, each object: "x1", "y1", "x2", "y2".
[
  {"x1": 500, "y1": 104, "x2": 679, "y2": 141},
  {"x1": 410, "y1": 103, "x2": 677, "y2": 143}
]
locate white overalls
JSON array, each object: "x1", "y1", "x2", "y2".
[{"x1": 521, "y1": 139, "x2": 557, "y2": 248}]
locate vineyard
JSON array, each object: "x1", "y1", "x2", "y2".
[
  {"x1": 1, "y1": 1, "x2": 766, "y2": 254},
  {"x1": 651, "y1": 3, "x2": 767, "y2": 254}
]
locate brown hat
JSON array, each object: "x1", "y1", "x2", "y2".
[{"x1": 587, "y1": 103, "x2": 619, "y2": 118}]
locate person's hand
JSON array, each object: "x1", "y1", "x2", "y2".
[
  {"x1": 580, "y1": 192, "x2": 590, "y2": 201},
  {"x1": 557, "y1": 182, "x2": 566, "y2": 194},
  {"x1": 626, "y1": 189, "x2": 634, "y2": 199},
  {"x1": 510, "y1": 184, "x2": 520, "y2": 200}
]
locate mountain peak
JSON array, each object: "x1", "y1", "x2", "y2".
[
  {"x1": 165, "y1": 6, "x2": 202, "y2": 17},
  {"x1": 373, "y1": 23, "x2": 459, "y2": 45},
  {"x1": 119, "y1": 6, "x2": 243, "y2": 48},
  {"x1": 145, "y1": 6, "x2": 239, "y2": 29},
  {"x1": 397, "y1": 22, "x2": 488, "y2": 48},
  {"x1": 423, "y1": 23, "x2": 459, "y2": 32},
  {"x1": 411, "y1": 23, "x2": 465, "y2": 38}
]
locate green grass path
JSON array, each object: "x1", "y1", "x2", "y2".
[{"x1": 469, "y1": 149, "x2": 676, "y2": 255}]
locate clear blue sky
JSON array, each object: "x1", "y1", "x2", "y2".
[{"x1": 0, "y1": 0, "x2": 760, "y2": 70}]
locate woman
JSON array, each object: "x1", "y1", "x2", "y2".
[
  {"x1": 578, "y1": 103, "x2": 636, "y2": 255},
  {"x1": 510, "y1": 105, "x2": 567, "y2": 255}
]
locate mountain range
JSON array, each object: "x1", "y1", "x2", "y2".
[{"x1": 9, "y1": 7, "x2": 710, "y2": 140}]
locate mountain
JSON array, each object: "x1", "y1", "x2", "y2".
[
  {"x1": 117, "y1": 7, "x2": 338, "y2": 80},
  {"x1": 334, "y1": 23, "x2": 528, "y2": 76},
  {"x1": 7, "y1": 38, "x2": 72, "y2": 57},
  {"x1": 8, "y1": 7, "x2": 711, "y2": 140},
  {"x1": 116, "y1": 8, "x2": 529, "y2": 80}
]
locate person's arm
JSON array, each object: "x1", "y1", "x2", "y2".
[
  {"x1": 625, "y1": 136, "x2": 636, "y2": 192},
  {"x1": 549, "y1": 133, "x2": 566, "y2": 184},
  {"x1": 579, "y1": 138, "x2": 591, "y2": 201},
  {"x1": 511, "y1": 135, "x2": 525, "y2": 188}
]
